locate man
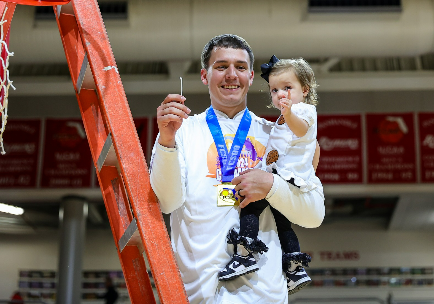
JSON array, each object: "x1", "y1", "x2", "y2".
[{"x1": 150, "y1": 34, "x2": 324, "y2": 304}]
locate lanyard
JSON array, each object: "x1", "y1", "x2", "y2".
[{"x1": 206, "y1": 106, "x2": 252, "y2": 183}]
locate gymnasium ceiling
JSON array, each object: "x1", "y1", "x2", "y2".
[{"x1": 7, "y1": 0, "x2": 434, "y2": 96}]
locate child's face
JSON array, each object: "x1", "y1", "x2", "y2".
[{"x1": 269, "y1": 70, "x2": 308, "y2": 109}]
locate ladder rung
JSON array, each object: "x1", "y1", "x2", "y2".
[
  {"x1": 97, "y1": 133, "x2": 118, "y2": 171},
  {"x1": 77, "y1": 54, "x2": 97, "y2": 93},
  {"x1": 119, "y1": 218, "x2": 144, "y2": 253},
  {"x1": 76, "y1": 52, "x2": 88, "y2": 92},
  {"x1": 82, "y1": 65, "x2": 96, "y2": 91}
]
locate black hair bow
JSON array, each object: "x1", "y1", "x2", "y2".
[{"x1": 260, "y1": 55, "x2": 280, "y2": 83}]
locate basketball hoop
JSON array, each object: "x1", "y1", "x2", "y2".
[
  {"x1": 1, "y1": 0, "x2": 71, "y2": 6},
  {"x1": 0, "y1": 7, "x2": 15, "y2": 155}
]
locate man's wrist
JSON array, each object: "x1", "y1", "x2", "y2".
[
  {"x1": 158, "y1": 136, "x2": 176, "y2": 148},
  {"x1": 157, "y1": 141, "x2": 177, "y2": 152}
]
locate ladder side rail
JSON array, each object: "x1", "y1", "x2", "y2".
[
  {"x1": 120, "y1": 246, "x2": 156, "y2": 304},
  {"x1": 77, "y1": 87, "x2": 155, "y2": 303},
  {"x1": 99, "y1": 166, "x2": 156, "y2": 304},
  {"x1": 55, "y1": 10, "x2": 108, "y2": 163},
  {"x1": 54, "y1": 7, "x2": 132, "y2": 236},
  {"x1": 56, "y1": 1, "x2": 189, "y2": 303},
  {"x1": 54, "y1": 7, "x2": 156, "y2": 304},
  {"x1": 77, "y1": 89, "x2": 133, "y2": 232}
]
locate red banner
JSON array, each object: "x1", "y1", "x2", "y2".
[
  {"x1": 317, "y1": 115, "x2": 363, "y2": 183},
  {"x1": 418, "y1": 113, "x2": 434, "y2": 183},
  {"x1": 42, "y1": 119, "x2": 92, "y2": 188},
  {"x1": 366, "y1": 113, "x2": 416, "y2": 183},
  {"x1": 0, "y1": 119, "x2": 41, "y2": 188}
]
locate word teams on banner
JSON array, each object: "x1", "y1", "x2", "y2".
[
  {"x1": 316, "y1": 115, "x2": 363, "y2": 183},
  {"x1": 418, "y1": 112, "x2": 434, "y2": 183},
  {"x1": 366, "y1": 113, "x2": 416, "y2": 183}
]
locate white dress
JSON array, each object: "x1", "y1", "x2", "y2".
[{"x1": 262, "y1": 102, "x2": 324, "y2": 195}]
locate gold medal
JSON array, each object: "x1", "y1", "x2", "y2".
[{"x1": 217, "y1": 182, "x2": 239, "y2": 207}]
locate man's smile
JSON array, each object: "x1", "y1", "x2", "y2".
[{"x1": 222, "y1": 85, "x2": 240, "y2": 90}]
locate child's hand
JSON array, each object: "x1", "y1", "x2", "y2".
[
  {"x1": 279, "y1": 91, "x2": 292, "y2": 116},
  {"x1": 279, "y1": 98, "x2": 292, "y2": 116}
]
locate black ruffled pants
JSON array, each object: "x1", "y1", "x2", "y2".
[{"x1": 240, "y1": 198, "x2": 300, "y2": 254}]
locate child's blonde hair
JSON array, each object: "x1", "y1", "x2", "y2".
[{"x1": 269, "y1": 58, "x2": 318, "y2": 106}]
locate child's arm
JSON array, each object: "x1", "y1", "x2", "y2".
[
  {"x1": 279, "y1": 92, "x2": 309, "y2": 137},
  {"x1": 313, "y1": 141, "x2": 320, "y2": 172}
]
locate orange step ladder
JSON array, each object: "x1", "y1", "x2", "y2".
[{"x1": 0, "y1": 0, "x2": 189, "y2": 303}]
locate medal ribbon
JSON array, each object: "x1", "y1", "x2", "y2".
[{"x1": 206, "y1": 106, "x2": 252, "y2": 183}]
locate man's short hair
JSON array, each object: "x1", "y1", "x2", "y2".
[{"x1": 201, "y1": 34, "x2": 254, "y2": 71}]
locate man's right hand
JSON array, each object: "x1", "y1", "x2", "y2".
[{"x1": 157, "y1": 94, "x2": 191, "y2": 148}]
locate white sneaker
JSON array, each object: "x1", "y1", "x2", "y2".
[
  {"x1": 218, "y1": 253, "x2": 259, "y2": 281},
  {"x1": 286, "y1": 265, "x2": 312, "y2": 294}
]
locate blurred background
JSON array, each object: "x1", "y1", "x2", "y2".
[{"x1": 0, "y1": 0, "x2": 434, "y2": 303}]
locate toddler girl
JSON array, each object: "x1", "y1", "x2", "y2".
[{"x1": 218, "y1": 55, "x2": 324, "y2": 295}]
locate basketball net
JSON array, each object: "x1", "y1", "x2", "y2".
[{"x1": 0, "y1": 7, "x2": 15, "y2": 155}]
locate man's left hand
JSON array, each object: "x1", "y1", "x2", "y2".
[{"x1": 232, "y1": 169, "x2": 274, "y2": 208}]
